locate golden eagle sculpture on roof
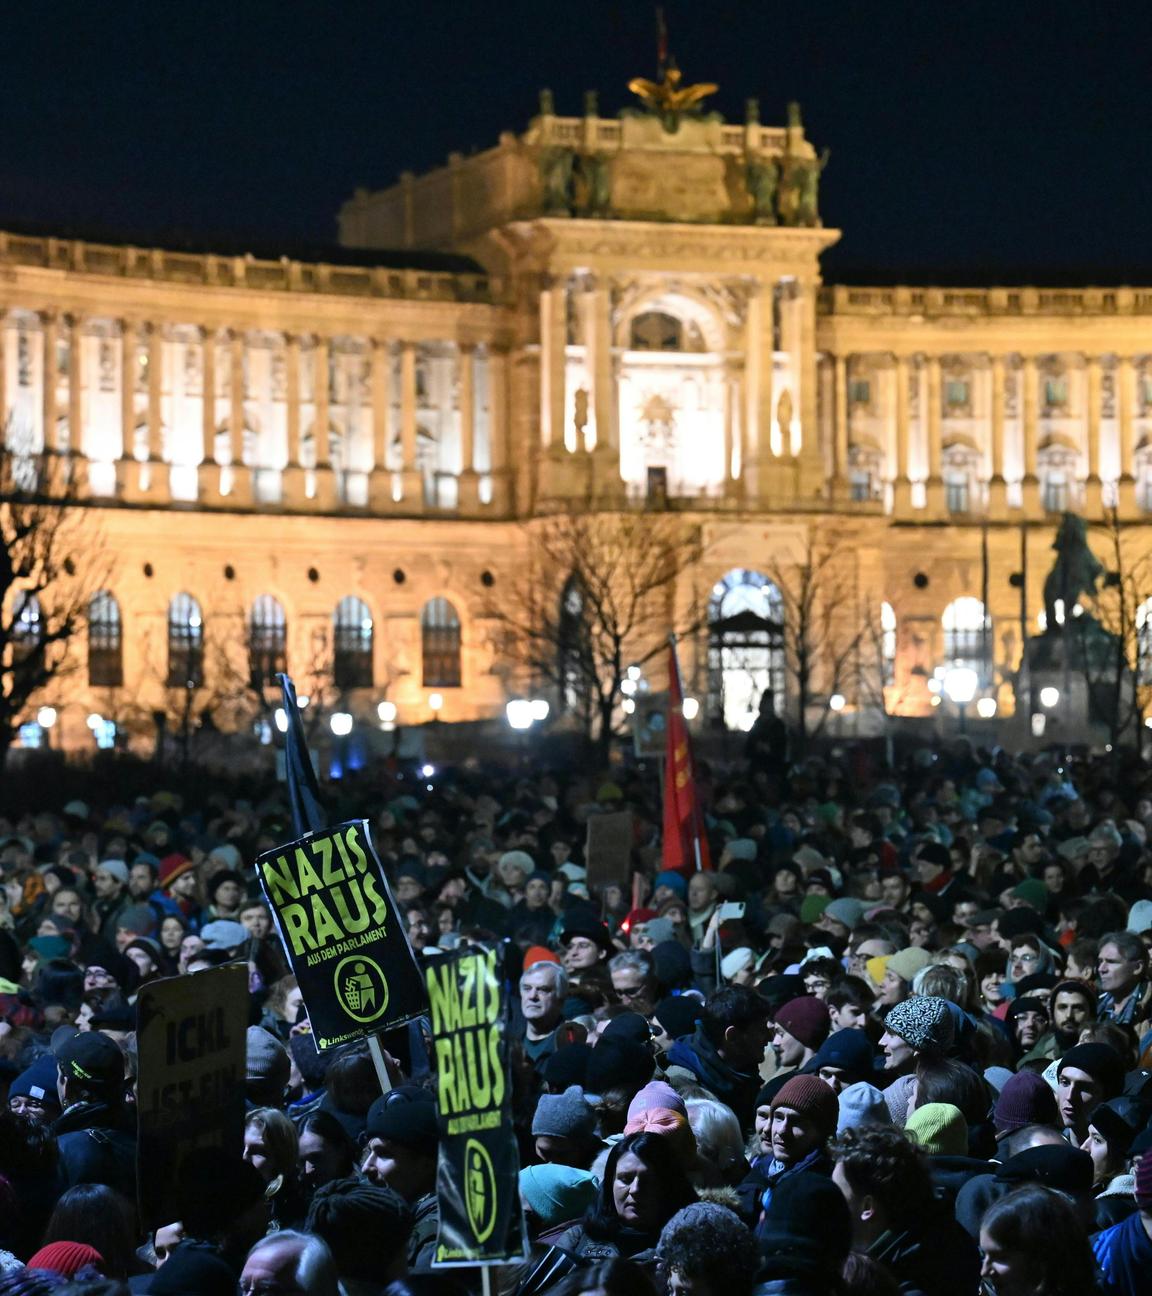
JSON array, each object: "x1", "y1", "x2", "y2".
[{"x1": 627, "y1": 59, "x2": 718, "y2": 133}]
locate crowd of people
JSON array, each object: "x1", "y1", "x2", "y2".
[{"x1": 1, "y1": 733, "x2": 1152, "y2": 1295}]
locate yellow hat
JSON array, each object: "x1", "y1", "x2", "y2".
[{"x1": 866, "y1": 955, "x2": 891, "y2": 989}]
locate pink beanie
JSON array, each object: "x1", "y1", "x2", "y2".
[
  {"x1": 623, "y1": 1106, "x2": 698, "y2": 1162},
  {"x1": 626, "y1": 1080, "x2": 687, "y2": 1123}
]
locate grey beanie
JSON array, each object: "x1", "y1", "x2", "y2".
[
  {"x1": 246, "y1": 1026, "x2": 290, "y2": 1094},
  {"x1": 531, "y1": 1084, "x2": 596, "y2": 1141},
  {"x1": 837, "y1": 1082, "x2": 893, "y2": 1135}
]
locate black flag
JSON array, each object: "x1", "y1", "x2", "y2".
[{"x1": 277, "y1": 673, "x2": 326, "y2": 836}]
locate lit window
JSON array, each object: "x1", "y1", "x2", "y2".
[
  {"x1": 421, "y1": 598, "x2": 461, "y2": 687},
  {"x1": 167, "y1": 593, "x2": 204, "y2": 688},
  {"x1": 942, "y1": 596, "x2": 988, "y2": 675}
]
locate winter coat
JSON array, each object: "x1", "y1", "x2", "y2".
[
  {"x1": 868, "y1": 1208, "x2": 981, "y2": 1296},
  {"x1": 408, "y1": 1192, "x2": 440, "y2": 1271},
  {"x1": 736, "y1": 1147, "x2": 832, "y2": 1227},
  {"x1": 52, "y1": 1100, "x2": 136, "y2": 1199},
  {"x1": 1093, "y1": 1209, "x2": 1152, "y2": 1296},
  {"x1": 666, "y1": 1027, "x2": 761, "y2": 1131}
]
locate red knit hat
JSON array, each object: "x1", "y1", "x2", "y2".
[
  {"x1": 27, "y1": 1242, "x2": 104, "y2": 1276},
  {"x1": 523, "y1": 945, "x2": 559, "y2": 970},
  {"x1": 159, "y1": 854, "x2": 196, "y2": 888},
  {"x1": 774, "y1": 996, "x2": 832, "y2": 1051},
  {"x1": 770, "y1": 1074, "x2": 840, "y2": 1138},
  {"x1": 1135, "y1": 1150, "x2": 1152, "y2": 1210}
]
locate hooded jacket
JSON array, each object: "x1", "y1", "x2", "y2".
[
  {"x1": 666, "y1": 1026, "x2": 760, "y2": 1131},
  {"x1": 1093, "y1": 1208, "x2": 1152, "y2": 1296}
]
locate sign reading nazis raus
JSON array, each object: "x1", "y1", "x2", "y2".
[
  {"x1": 427, "y1": 947, "x2": 527, "y2": 1267},
  {"x1": 256, "y1": 819, "x2": 426, "y2": 1050}
]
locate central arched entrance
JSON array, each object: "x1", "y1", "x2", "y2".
[{"x1": 708, "y1": 569, "x2": 786, "y2": 730}]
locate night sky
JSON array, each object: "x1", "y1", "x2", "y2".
[{"x1": 4, "y1": 2, "x2": 1150, "y2": 282}]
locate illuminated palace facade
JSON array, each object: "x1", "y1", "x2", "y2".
[{"x1": 6, "y1": 85, "x2": 1152, "y2": 751}]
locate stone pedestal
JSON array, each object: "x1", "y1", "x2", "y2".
[
  {"x1": 198, "y1": 462, "x2": 223, "y2": 501},
  {"x1": 1083, "y1": 475, "x2": 1103, "y2": 518},
  {"x1": 456, "y1": 469, "x2": 482, "y2": 511},
  {"x1": 397, "y1": 469, "x2": 425, "y2": 510},
  {"x1": 312, "y1": 466, "x2": 337, "y2": 511},
  {"x1": 986, "y1": 475, "x2": 1009, "y2": 520},
  {"x1": 892, "y1": 477, "x2": 914, "y2": 516},
  {"x1": 924, "y1": 476, "x2": 946, "y2": 518},
  {"x1": 281, "y1": 465, "x2": 307, "y2": 508},
  {"x1": 1116, "y1": 474, "x2": 1138, "y2": 519},
  {"x1": 1020, "y1": 475, "x2": 1042, "y2": 518},
  {"x1": 228, "y1": 465, "x2": 253, "y2": 508}
]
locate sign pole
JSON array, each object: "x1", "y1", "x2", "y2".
[{"x1": 366, "y1": 1032, "x2": 393, "y2": 1096}]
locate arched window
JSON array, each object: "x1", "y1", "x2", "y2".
[
  {"x1": 88, "y1": 591, "x2": 122, "y2": 687},
  {"x1": 333, "y1": 596, "x2": 373, "y2": 690},
  {"x1": 708, "y1": 569, "x2": 786, "y2": 731},
  {"x1": 249, "y1": 595, "x2": 287, "y2": 688},
  {"x1": 11, "y1": 594, "x2": 41, "y2": 665},
  {"x1": 630, "y1": 311, "x2": 684, "y2": 352},
  {"x1": 421, "y1": 598, "x2": 461, "y2": 687},
  {"x1": 1038, "y1": 444, "x2": 1078, "y2": 515},
  {"x1": 942, "y1": 443, "x2": 980, "y2": 515},
  {"x1": 848, "y1": 444, "x2": 883, "y2": 503},
  {"x1": 942, "y1": 596, "x2": 988, "y2": 676},
  {"x1": 881, "y1": 601, "x2": 897, "y2": 686},
  {"x1": 167, "y1": 593, "x2": 203, "y2": 688}
]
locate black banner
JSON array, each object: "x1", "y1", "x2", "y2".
[
  {"x1": 427, "y1": 946, "x2": 527, "y2": 1268},
  {"x1": 256, "y1": 819, "x2": 426, "y2": 1051},
  {"x1": 135, "y1": 965, "x2": 249, "y2": 1230}
]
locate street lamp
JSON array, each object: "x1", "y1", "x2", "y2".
[
  {"x1": 377, "y1": 700, "x2": 397, "y2": 732},
  {"x1": 274, "y1": 707, "x2": 289, "y2": 733},
  {"x1": 942, "y1": 666, "x2": 979, "y2": 733},
  {"x1": 330, "y1": 712, "x2": 353, "y2": 736},
  {"x1": 428, "y1": 693, "x2": 444, "y2": 719},
  {"x1": 1039, "y1": 686, "x2": 1060, "y2": 709},
  {"x1": 505, "y1": 700, "x2": 533, "y2": 731},
  {"x1": 828, "y1": 694, "x2": 846, "y2": 713},
  {"x1": 976, "y1": 696, "x2": 998, "y2": 720},
  {"x1": 529, "y1": 699, "x2": 550, "y2": 722},
  {"x1": 37, "y1": 706, "x2": 57, "y2": 750},
  {"x1": 682, "y1": 696, "x2": 700, "y2": 720}
]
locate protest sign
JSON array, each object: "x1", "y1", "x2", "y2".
[
  {"x1": 135, "y1": 964, "x2": 248, "y2": 1229},
  {"x1": 426, "y1": 946, "x2": 527, "y2": 1267},
  {"x1": 632, "y1": 689, "x2": 669, "y2": 757},
  {"x1": 585, "y1": 809, "x2": 634, "y2": 891},
  {"x1": 256, "y1": 819, "x2": 426, "y2": 1050}
]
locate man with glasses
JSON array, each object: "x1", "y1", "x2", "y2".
[
  {"x1": 7, "y1": 1055, "x2": 60, "y2": 1127},
  {"x1": 609, "y1": 951, "x2": 658, "y2": 1018},
  {"x1": 240, "y1": 1230, "x2": 339, "y2": 1295}
]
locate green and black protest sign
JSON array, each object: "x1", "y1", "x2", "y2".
[
  {"x1": 427, "y1": 946, "x2": 527, "y2": 1268},
  {"x1": 136, "y1": 964, "x2": 248, "y2": 1230},
  {"x1": 257, "y1": 819, "x2": 426, "y2": 1050}
]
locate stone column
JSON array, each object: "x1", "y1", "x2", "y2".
[
  {"x1": 742, "y1": 286, "x2": 764, "y2": 501},
  {"x1": 795, "y1": 281, "x2": 824, "y2": 499},
  {"x1": 924, "y1": 354, "x2": 945, "y2": 515},
  {"x1": 540, "y1": 276, "x2": 568, "y2": 453},
  {"x1": 199, "y1": 327, "x2": 220, "y2": 498},
  {"x1": 592, "y1": 279, "x2": 614, "y2": 449},
  {"x1": 281, "y1": 332, "x2": 304, "y2": 505},
  {"x1": 65, "y1": 316, "x2": 83, "y2": 459},
  {"x1": 486, "y1": 344, "x2": 511, "y2": 512},
  {"x1": 398, "y1": 341, "x2": 421, "y2": 505},
  {"x1": 988, "y1": 354, "x2": 1008, "y2": 517},
  {"x1": 147, "y1": 323, "x2": 164, "y2": 465},
  {"x1": 893, "y1": 353, "x2": 912, "y2": 514},
  {"x1": 1117, "y1": 355, "x2": 1136, "y2": 515},
  {"x1": 1084, "y1": 354, "x2": 1102, "y2": 514},
  {"x1": 118, "y1": 321, "x2": 137, "y2": 491},
  {"x1": 311, "y1": 334, "x2": 335, "y2": 508},
  {"x1": 833, "y1": 354, "x2": 849, "y2": 497},
  {"x1": 229, "y1": 329, "x2": 252, "y2": 505},
  {"x1": 457, "y1": 343, "x2": 479, "y2": 509},
  {"x1": 723, "y1": 360, "x2": 737, "y2": 496},
  {"x1": 367, "y1": 336, "x2": 391, "y2": 511},
  {"x1": 40, "y1": 312, "x2": 57, "y2": 454},
  {"x1": 1020, "y1": 355, "x2": 1041, "y2": 516}
]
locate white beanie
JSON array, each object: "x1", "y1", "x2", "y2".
[
  {"x1": 721, "y1": 947, "x2": 755, "y2": 980},
  {"x1": 1128, "y1": 899, "x2": 1152, "y2": 935}
]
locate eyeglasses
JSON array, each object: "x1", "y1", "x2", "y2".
[{"x1": 1013, "y1": 952, "x2": 1040, "y2": 965}]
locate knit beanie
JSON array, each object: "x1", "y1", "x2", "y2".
[
  {"x1": 542, "y1": 1043, "x2": 593, "y2": 1092},
  {"x1": 305, "y1": 1179, "x2": 414, "y2": 1282},
  {"x1": 519, "y1": 1164, "x2": 599, "y2": 1228},
  {"x1": 883, "y1": 1073, "x2": 917, "y2": 1127},
  {"x1": 1056, "y1": 1043, "x2": 1126, "y2": 1099},
  {"x1": 653, "y1": 995, "x2": 701, "y2": 1042},
  {"x1": 8, "y1": 1054, "x2": 61, "y2": 1109},
  {"x1": 524, "y1": 945, "x2": 559, "y2": 970},
  {"x1": 653, "y1": 870, "x2": 688, "y2": 900},
  {"x1": 806, "y1": 1029, "x2": 877, "y2": 1085},
  {"x1": 644, "y1": 917, "x2": 676, "y2": 946},
  {"x1": 159, "y1": 854, "x2": 197, "y2": 888},
  {"x1": 365, "y1": 1086, "x2": 440, "y2": 1152},
  {"x1": 24, "y1": 1244, "x2": 103, "y2": 1277},
  {"x1": 881, "y1": 995, "x2": 954, "y2": 1055},
  {"x1": 886, "y1": 947, "x2": 932, "y2": 984},
  {"x1": 585, "y1": 1037, "x2": 654, "y2": 1095},
  {"x1": 532, "y1": 1085, "x2": 596, "y2": 1141},
  {"x1": 994, "y1": 1070, "x2": 1059, "y2": 1135},
  {"x1": 823, "y1": 898, "x2": 866, "y2": 930},
  {"x1": 245, "y1": 1026, "x2": 290, "y2": 1093},
  {"x1": 623, "y1": 1106, "x2": 698, "y2": 1162},
  {"x1": 148, "y1": 1242, "x2": 238, "y2": 1296},
  {"x1": 1089, "y1": 1097, "x2": 1147, "y2": 1155},
  {"x1": 626, "y1": 1080, "x2": 687, "y2": 1121},
  {"x1": 774, "y1": 996, "x2": 832, "y2": 1051},
  {"x1": 94, "y1": 860, "x2": 129, "y2": 886},
  {"x1": 651, "y1": 940, "x2": 693, "y2": 993},
  {"x1": 770, "y1": 1075, "x2": 840, "y2": 1140},
  {"x1": 799, "y1": 895, "x2": 830, "y2": 925},
  {"x1": 601, "y1": 1013, "x2": 653, "y2": 1047},
  {"x1": 1135, "y1": 1150, "x2": 1152, "y2": 1209},
  {"x1": 836, "y1": 1082, "x2": 892, "y2": 1134},
  {"x1": 905, "y1": 1102, "x2": 968, "y2": 1157}
]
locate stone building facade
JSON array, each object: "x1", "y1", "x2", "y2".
[{"x1": 4, "y1": 87, "x2": 1150, "y2": 753}]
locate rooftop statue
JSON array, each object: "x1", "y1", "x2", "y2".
[{"x1": 627, "y1": 59, "x2": 718, "y2": 133}]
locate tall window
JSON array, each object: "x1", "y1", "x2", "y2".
[
  {"x1": 881, "y1": 601, "x2": 897, "y2": 686},
  {"x1": 11, "y1": 594, "x2": 41, "y2": 666},
  {"x1": 708, "y1": 569, "x2": 786, "y2": 731},
  {"x1": 249, "y1": 595, "x2": 287, "y2": 688},
  {"x1": 421, "y1": 598, "x2": 461, "y2": 687},
  {"x1": 942, "y1": 596, "x2": 988, "y2": 676},
  {"x1": 942, "y1": 445, "x2": 980, "y2": 515},
  {"x1": 1039, "y1": 445, "x2": 1078, "y2": 514},
  {"x1": 167, "y1": 593, "x2": 203, "y2": 688},
  {"x1": 88, "y1": 591, "x2": 122, "y2": 687},
  {"x1": 333, "y1": 596, "x2": 373, "y2": 690}
]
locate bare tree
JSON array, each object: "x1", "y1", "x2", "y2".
[
  {"x1": 485, "y1": 507, "x2": 706, "y2": 756},
  {"x1": 0, "y1": 444, "x2": 104, "y2": 769},
  {"x1": 761, "y1": 532, "x2": 872, "y2": 756}
]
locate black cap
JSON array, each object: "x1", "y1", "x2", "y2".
[
  {"x1": 559, "y1": 915, "x2": 614, "y2": 953},
  {"x1": 145, "y1": 1242, "x2": 237, "y2": 1296},
  {"x1": 365, "y1": 1085, "x2": 439, "y2": 1152},
  {"x1": 995, "y1": 1144, "x2": 1094, "y2": 1197},
  {"x1": 54, "y1": 1030, "x2": 124, "y2": 1093}
]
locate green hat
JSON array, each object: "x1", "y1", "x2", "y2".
[
  {"x1": 1012, "y1": 879, "x2": 1049, "y2": 912},
  {"x1": 800, "y1": 894, "x2": 831, "y2": 924}
]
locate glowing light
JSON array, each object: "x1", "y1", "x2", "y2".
[
  {"x1": 927, "y1": 678, "x2": 942, "y2": 695},
  {"x1": 828, "y1": 694, "x2": 846, "y2": 713},
  {"x1": 421, "y1": 763, "x2": 435, "y2": 778},
  {"x1": 377, "y1": 700, "x2": 398, "y2": 723},
  {"x1": 297, "y1": 695, "x2": 310, "y2": 709},
  {"x1": 620, "y1": 678, "x2": 637, "y2": 696},
  {"x1": 506, "y1": 700, "x2": 533, "y2": 731},
  {"x1": 330, "y1": 712, "x2": 353, "y2": 736},
  {"x1": 622, "y1": 698, "x2": 636, "y2": 715},
  {"x1": 976, "y1": 697, "x2": 997, "y2": 720},
  {"x1": 36, "y1": 706, "x2": 57, "y2": 728},
  {"x1": 1039, "y1": 686, "x2": 1060, "y2": 709},
  {"x1": 86, "y1": 713, "x2": 103, "y2": 731},
  {"x1": 274, "y1": 708, "x2": 288, "y2": 733},
  {"x1": 943, "y1": 667, "x2": 979, "y2": 706},
  {"x1": 530, "y1": 699, "x2": 549, "y2": 721},
  {"x1": 428, "y1": 693, "x2": 444, "y2": 713},
  {"x1": 626, "y1": 665, "x2": 642, "y2": 682},
  {"x1": 930, "y1": 694, "x2": 942, "y2": 707},
  {"x1": 682, "y1": 697, "x2": 700, "y2": 720}
]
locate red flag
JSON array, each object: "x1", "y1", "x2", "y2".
[{"x1": 663, "y1": 640, "x2": 711, "y2": 874}]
